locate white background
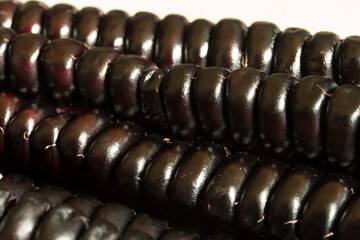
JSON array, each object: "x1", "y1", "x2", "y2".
[{"x1": 34, "y1": 0, "x2": 359, "y2": 38}]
